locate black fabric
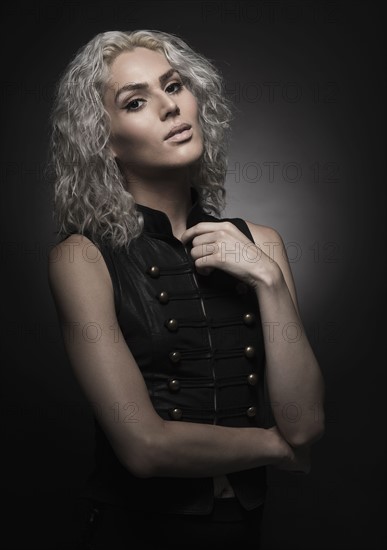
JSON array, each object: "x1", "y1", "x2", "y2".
[
  {"x1": 72, "y1": 186, "x2": 268, "y2": 515},
  {"x1": 72, "y1": 496, "x2": 265, "y2": 549}
]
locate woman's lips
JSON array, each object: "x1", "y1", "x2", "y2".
[{"x1": 165, "y1": 127, "x2": 193, "y2": 142}]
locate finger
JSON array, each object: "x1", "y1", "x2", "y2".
[
  {"x1": 190, "y1": 241, "x2": 219, "y2": 261},
  {"x1": 193, "y1": 250, "x2": 218, "y2": 274},
  {"x1": 181, "y1": 222, "x2": 228, "y2": 244},
  {"x1": 191, "y1": 232, "x2": 220, "y2": 247}
]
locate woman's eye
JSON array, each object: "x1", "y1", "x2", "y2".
[
  {"x1": 123, "y1": 82, "x2": 183, "y2": 112},
  {"x1": 166, "y1": 81, "x2": 184, "y2": 94},
  {"x1": 124, "y1": 98, "x2": 145, "y2": 112}
]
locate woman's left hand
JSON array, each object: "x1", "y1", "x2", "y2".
[{"x1": 180, "y1": 221, "x2": 278, "y2": 288}]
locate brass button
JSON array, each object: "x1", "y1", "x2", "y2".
[
  {"x1": 165, "y1": 318, "x2": 178, "y2": 332},
  {"x1": 158, "y1": 291, "x2": 169, "y2": 304},
  {"x1": 247, "y1": 373, "x2": 258, "y2": 386},
  {"x1": 244, "y1": 345, "x2": 256, "y2": 359},
  {"x1": 247, "y1": 406, "x2": 257, "y2": 417},
  {"x1": 169, "y1": 408, "x2": 182, "y2": 420},
  {"x1": 148, "y1": 265, "x2": 160, "y2": 278},
  {"x1": 243, "y1": 312, "x2": 255, "y2": 326},
  {"x1": 169, "y1": 351, "x2": 181, "y2": 363},
  {"x1": 168, "y1": 379, "x2": 180, "y2": 392}
]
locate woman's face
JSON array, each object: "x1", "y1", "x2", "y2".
[{"x1": 104, "y1": 47, "x2": 204, "y2": 179}]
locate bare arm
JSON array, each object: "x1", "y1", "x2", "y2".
[
  {"x1": 247, "y1": 223, "x2": 326, "y2": 448},
  {"x1": 179, "y1": 219, "x2": 325, "y2": 450},
  {"x1": 48, "y1": 235, "x2": 300, "y2": 479}
]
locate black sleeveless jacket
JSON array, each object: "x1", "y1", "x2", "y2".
[{"x1": 76, "y1": 187, "x2": 268, "y2": 515}]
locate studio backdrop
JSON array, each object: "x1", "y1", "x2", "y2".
[{"x1": 1, "y1": 1, "x2": 385, "y2": 549}]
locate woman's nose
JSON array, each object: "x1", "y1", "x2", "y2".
[{"x1": 160, "y1": 95, "x2": 180, "y2": 119}]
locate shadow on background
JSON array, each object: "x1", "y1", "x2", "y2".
[{"x1": 0, "y1": 1, "x2": 385, "y2": 548}]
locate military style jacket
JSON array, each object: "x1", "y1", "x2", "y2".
[{"x1": 76, "y1": 186, "x2": 269, "y2": 515}]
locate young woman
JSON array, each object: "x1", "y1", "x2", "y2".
[{"x1": 47, "y1": 29, "x2": 325, "y2": 549}]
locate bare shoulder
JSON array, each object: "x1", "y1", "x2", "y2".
[
  {"x1": 48, "y1": 233, "x2": 112, "y2": 291},
  {"x1": 244, "y1": 220, "x2": 283, "y2": 250},
  {"x1": 244, "y1": 220, "x2": 301, "y2": 315},
  {"x1": 48, "y1": 233, "x2": 100, "y2": 260}
]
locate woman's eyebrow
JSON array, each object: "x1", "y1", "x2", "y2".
[{"x1": 114, "y1": 67, "x2": 178, "y2": 104}]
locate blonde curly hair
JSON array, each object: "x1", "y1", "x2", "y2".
[{"x1": 48, "y1": 29, "x2": 234, "y2": 249}]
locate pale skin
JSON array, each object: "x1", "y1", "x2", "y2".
[
  {"x1": 180, "y1": 221, "x2": 326, "y2": 448},
  {"x1": 48, "y1": 46, "x2": 324, "y2": 482}
]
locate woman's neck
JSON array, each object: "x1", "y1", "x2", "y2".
[{"x1": 128, "y1": 180, "x2": 193, "y2": 241}]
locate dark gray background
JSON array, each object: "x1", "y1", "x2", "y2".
[{"x1": 1, "y1": 1, "x2": 385, "y2": 548}]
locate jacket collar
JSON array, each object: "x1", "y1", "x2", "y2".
[{"x1": 135, "y1": 186, "x2": 211, "y2": 237}]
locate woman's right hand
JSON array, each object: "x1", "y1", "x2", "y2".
[{"x1": 267, "y1": 425, "x2": 311, "y2": 474}]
